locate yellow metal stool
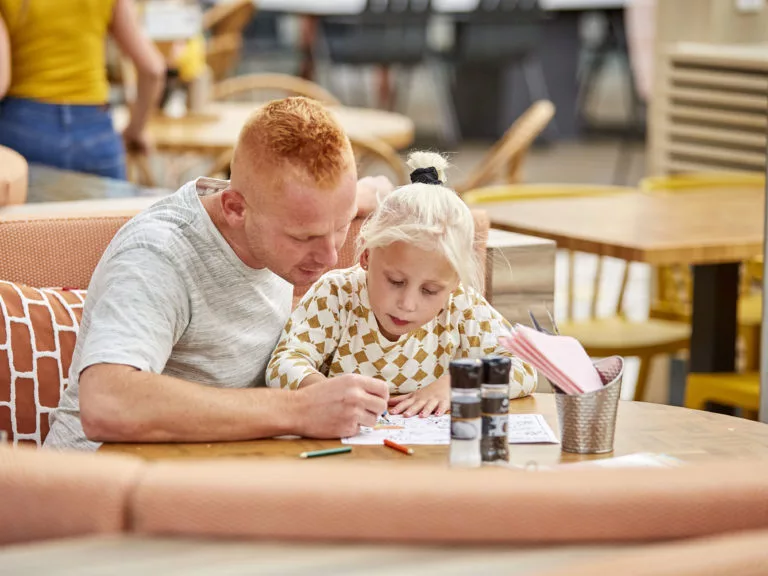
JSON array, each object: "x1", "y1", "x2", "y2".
[{"x1": 685, "y1": 372, "x2": 760, "y2": 419}]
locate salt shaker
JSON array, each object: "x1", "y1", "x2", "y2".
[{"x1": 449, "y1": 358, "x2": 483, "y2": 468}]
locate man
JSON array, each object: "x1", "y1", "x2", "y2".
[{"x1": 45, "y1": 97, "x2": 391, "y2": 450}]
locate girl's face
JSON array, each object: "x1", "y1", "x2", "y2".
[{"x1": 361, "y1": 242, "x2": 459, "y2": 341}]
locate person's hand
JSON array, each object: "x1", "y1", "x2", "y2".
[
  {"x1": 355, "y1": 175, "x2": 395, "y2": 218},
  {"x1": 122, "y1": 126, "x2": 153, "y2": 155},
  {"x1": 293, "y1": 374, "x2": 389, "y2": 438},
  {"x1": 388, "y1": 376, "x2": 450, "y2": 418}
]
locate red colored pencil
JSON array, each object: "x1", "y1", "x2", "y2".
[{"x1": 384, "y1": 439, "x2": 414, "y2": 455}]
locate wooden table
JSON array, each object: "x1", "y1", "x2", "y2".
[
  {"x1": 100, "y1": 393, "x2": 768, "y2": 464},
  {"x1": 478, "y1": 186, "x2": 765, "y2": 376},
  {"x1": 112, "y1": 102, "x2": 415, "y2": 154}
]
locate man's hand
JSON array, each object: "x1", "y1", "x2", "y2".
[
  {"x1": 355, "y1": 175, "x2": 395, "y2": 218},
  {"x1": 388, "y1": 376, "x2": 450, "y2": 418},
  {"x1": 293, "y1": 374, "x2": 389, "y2": 438}
]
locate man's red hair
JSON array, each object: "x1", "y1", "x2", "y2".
[{"x1": 232, "y1": 97, "x2": 353, "y2": 190}]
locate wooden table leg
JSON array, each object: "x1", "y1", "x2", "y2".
[
  {"x1": 689, "y1": 262, "x2": 740, "y2": 373},
  {"x1": 377, "y1": 66, "x2": 393, "y2": 110},
  {"x1": 298, "y1": 15, "x2": 319, "y2": 80}
]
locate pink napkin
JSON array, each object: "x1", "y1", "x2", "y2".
[{"x1": 499, "y1": 325, "x2": 603, "y2": 395}]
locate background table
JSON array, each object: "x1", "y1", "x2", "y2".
[
  {"x1": 100, "y1": 393, "x2": 768, "y2": 465},
  {"x1": 479, "y1": 186, "x2": 765, "y2": 378},
  {"x1": 113, "y1": 102, "x2": 415, "y2": 155},
  {"x1": 23, "y1": 164, "x2": 170, "y2": 204}
]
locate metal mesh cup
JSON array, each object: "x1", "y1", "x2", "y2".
[{"x1": 553, "y1": 356, "x2": 624, "y2": 454}]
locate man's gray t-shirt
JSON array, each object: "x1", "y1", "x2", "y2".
[{"x1": 45, "y1": 178, "x2": 293, "y2": 451}]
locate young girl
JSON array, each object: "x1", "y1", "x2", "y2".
[{"x1": 266, "y1": 151, "x2": 537, "y2": 417}]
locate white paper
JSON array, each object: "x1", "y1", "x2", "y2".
[
  {"x1": 507, "y1": 414, "x2": 560, "y2": 444},
  {"x1": 342, "y1": 415, "x2": 450, "y2": 445},
  {"x1": 341, "y1": 414, "x2": 559, "y2": 446}
]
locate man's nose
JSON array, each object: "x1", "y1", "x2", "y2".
[{"x1": 313, "y1": 236, "x2": 338, "y2": 268}]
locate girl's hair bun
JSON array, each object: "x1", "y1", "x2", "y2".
[{"x1": 406, "y1": 151, "x2": 448, "y2": 185}]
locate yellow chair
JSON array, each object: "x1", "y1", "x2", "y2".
[
  {"x1": 640, "y1": 171, "x2": 764, "y2": 192},
  {"x1": 685, "y1": 372, "x2": 760, "y2": 419},
  {"x1": 640, "y1": 172, "x2": 765, "y2": 372},
  {"x1": 464, "y1": 184, "x2": 691, "y2": 402}
]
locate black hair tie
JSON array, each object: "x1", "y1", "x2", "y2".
[{"x1": 410, "y1": 167, "x2": 442, "y2": 186}]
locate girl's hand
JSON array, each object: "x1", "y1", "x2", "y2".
[{"x1": 388, "y1": 376, "x2": 450, "y2": 418}]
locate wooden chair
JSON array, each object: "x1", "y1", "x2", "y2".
[
  {"x1": 202, "y1": 0, "x2": 256, "y2": 37},
  {"x1": 206, "y1": 33, "x2": 244, "y2": 82},
  {"x1": 212, "y1": 73, "x2": 341, "y2": 105},
  {"x1": 454, "y1": 100, "x2": 555, "y2": 195},
  {"x1": 463, "y1": 183, "x2": 691, "y2": 402},
  {"x1": 350, "y1": 137, "x2": 408, "y2": 186}
]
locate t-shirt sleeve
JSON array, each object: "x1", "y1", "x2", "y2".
[
  {"x1": 266, "y1": 274, "x2": 343, "y2": 390},
  {"x1": 457, "y1": 288, "x2": 538, "y2": 399},
  {"x1": 75, "y1": 247, "x2": 190, "y2": 377}
]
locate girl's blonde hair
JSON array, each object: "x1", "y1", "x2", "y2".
[{"x1": 356, "y1": 151, "x2": 482, "y2": 293}]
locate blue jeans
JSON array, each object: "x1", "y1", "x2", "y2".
[{"x1": 0, "y1": 97, "x2": 126, "y2": 180}]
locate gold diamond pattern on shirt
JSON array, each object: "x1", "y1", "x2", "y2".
[{"x1": 267, "y1": 266, "x2": 538, "y2": 397}]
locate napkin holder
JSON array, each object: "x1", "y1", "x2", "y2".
[{"x1": 552, "y1": 356, "x2": 624, "y2": 454}]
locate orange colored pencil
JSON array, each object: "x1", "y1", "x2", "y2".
[{"x1": 384, "y1": 439, "x2": 414, "y2": 455}]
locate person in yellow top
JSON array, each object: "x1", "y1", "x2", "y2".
[{"x1": 0, "y1": 0, "x2": 165, "y2": 179}]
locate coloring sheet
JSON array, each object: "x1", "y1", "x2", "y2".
[
  {"x1": 342, "y1": 414, "x2": 559, "y2": 446},
  {"x1": 506, "y1": 414, "x2": 559, "y2": 444},
  {"x1": 342, "y1": 415, "x2": 451, "y2": 445}
]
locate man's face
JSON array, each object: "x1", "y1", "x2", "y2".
[{"x1": 244, "y1": 166, "x2": 358, "y2": 287}]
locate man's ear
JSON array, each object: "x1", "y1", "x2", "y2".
[
  {"x1": 359, "y1": 249, "x2": 370, "y2": 270},
  {"x1": 220, "y1": 189, "x2": 247, "y2": 224}
]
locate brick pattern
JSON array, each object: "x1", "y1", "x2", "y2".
[{"x1": 0, "y1": 281, "x2": 85, "y2": 445}]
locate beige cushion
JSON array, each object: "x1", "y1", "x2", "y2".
[
  {"x1": 131, "y1": 459, "x2": 768, "y2": 544},
  {"x1": 0, "y1": 445, "x2": 142, "y2": 545},
  {"x1": 0, "y1": 146, "x2": 28, "y2": 207}
]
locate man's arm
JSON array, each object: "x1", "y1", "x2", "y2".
[
  {"x1": 81, "y1": 364, "x2": 389, "y2": 442},
  {"x1": 76, "y1": 247, "x2": 388, "y2": 443},
  {"x1": 81, "y1": 364, "x2": 299, "y2": 442}
]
